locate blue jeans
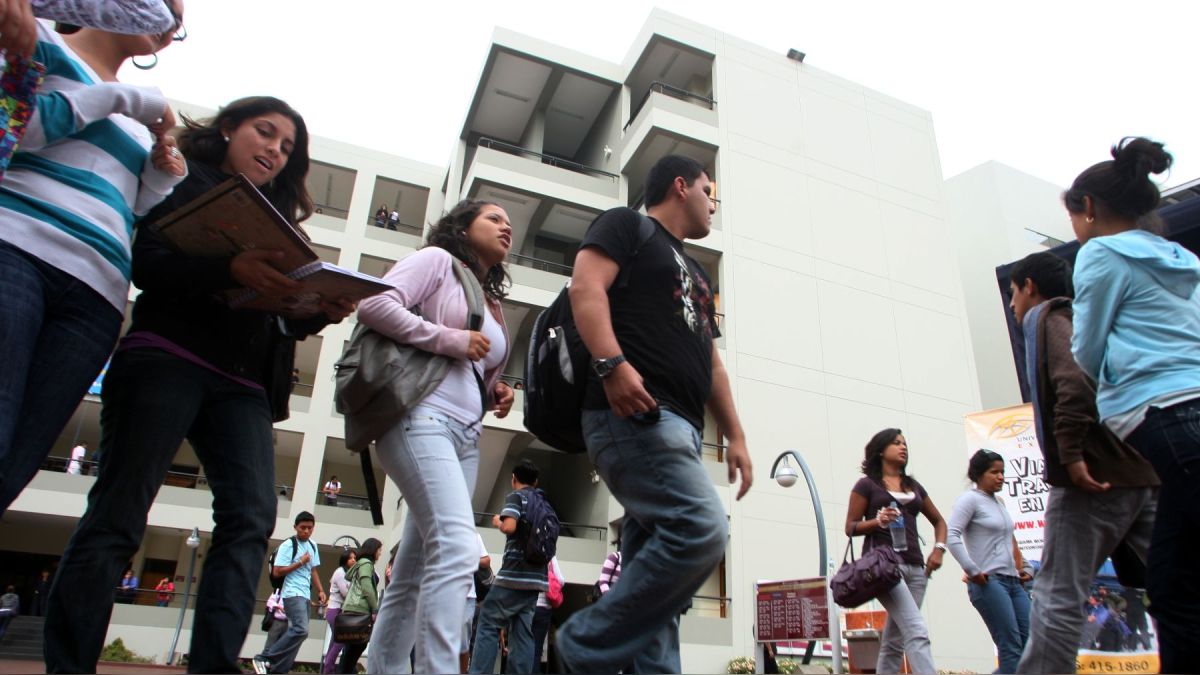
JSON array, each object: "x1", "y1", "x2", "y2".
[
  {"x1": 556, "y1": 409, "x2": 727, "y2": 673},
  {"x1": 967, "y1": 574, "x2": 1030, "y2": 673},
  {"x1": 468, "y1": 585, "x2": 538, "y2": 674},
  {"x1": 43, "y1": 348, "x2": 277, "y2": 674},
  {"x1": 258, "y1": 596, "x2": 311, "y2": 673},
  {"x1": 0, "y1": 241, "x2": 122, "y2": 515},
  {"x1": 1126, "y1": 398, "x2": 1200, "y2": 675},
  {"x1": 368, "y1": 406, "x2": 480, "y2": 675}
]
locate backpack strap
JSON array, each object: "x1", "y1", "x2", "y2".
[{"x1": 613, "y1": 214, "x2": 658, "y2": 290}]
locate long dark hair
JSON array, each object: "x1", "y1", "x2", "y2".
[
  {"x1": 1063, "y1": 137, "x2": 1173, "y2": 232},
  {"x1": 424, "y1": 199, "x2": 510, "y2": 300},
  {"x1": 358, "y1": 538, "x2": 383, "y2": 562},
  {"x1": 861, "y1": 427, "x2": 914, "y2": 490},
  {"x1": 177, "y1": 96, "x2": 314, "y2": 226}
]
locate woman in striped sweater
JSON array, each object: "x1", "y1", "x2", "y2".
[{"x1": 0, "y1": 4, "x2": 186, "y2": 515}]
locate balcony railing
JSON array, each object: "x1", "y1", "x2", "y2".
[
  {"x1": 114, "y1": 587, "x2": 328, "y2": 618},
  {"x1": 625, "y1": 81, "x2": 718, "y2": 132},
  {"x1": 477, "y1": 137, "x2": 619, "y2": 181},
  {"x1": 313, "y1": 203, "x2": 350, "y2": 220},
  {"x1": 368, "y1": 216, "x2": 423, "y2": 236},
  {"x1": 474, "y1": 511, "x2": 606, "y2": 540},
  {"x1": 316, "y1": 490, "x2": 376, "y2": 512},
  {"x1": 509, "y1": 252, "x2": 574, "y2": 276}
]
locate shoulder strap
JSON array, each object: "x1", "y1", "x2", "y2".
[
  {"x1": 361, "y1": 448, "x2": 384, "y2": 526},
  {"x1": 449, "y1": 259, "x2": 486, "y2": 331},
  {"x1": 449, "y1": 259, "x2": 489, "y2": 420},
  {"x1": 614, "y1": 214, "x2": 658, "y2": 290}
]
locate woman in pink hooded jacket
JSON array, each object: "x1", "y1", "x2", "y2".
[{"x1": 356, "y1": 199, "x2": 515, "y2": 674}]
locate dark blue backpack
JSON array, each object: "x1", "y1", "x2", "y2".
[
  {"x1": 522, "y1": 214, "x2": 657, "y2": 453},
  {"x1": 520, "y1": 488, "x2": 560, "y2": 566}
]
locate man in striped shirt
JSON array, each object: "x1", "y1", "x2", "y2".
[{"x1": 469, "y1": 460, "x2": 546, "y2": 673}]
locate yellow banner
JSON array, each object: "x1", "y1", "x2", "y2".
[{"x1": 962, "y1": 403, "x2": 1046, "y2": 559}]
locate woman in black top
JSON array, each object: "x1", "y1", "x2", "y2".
[
  {"x1": 44, "y1": 97, "x2": 352, "y2": 674},
  {"x1": 844, "y1": 428, "x2": 947, "y2": 675}
]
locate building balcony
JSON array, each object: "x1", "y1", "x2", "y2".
[{"x1": 464, "y1": 141, "x2": 619, "y2": 213}]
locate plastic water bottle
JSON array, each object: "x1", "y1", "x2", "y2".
[{"x1": 888, "y1": 501, "x2": 908, "y2": 552}]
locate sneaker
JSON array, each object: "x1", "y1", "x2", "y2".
[{"x1": 251, "y1": 657, "x2": 269, "y2": 675}]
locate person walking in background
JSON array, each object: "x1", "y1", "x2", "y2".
[
  {"x1": 31, "y1": 570, "x2": 50, "y2": 617},
  {"x1": 337, "y1": 538, "x2": 382, "y2": 674},
  {"x1": 595, "y1": 543, "x2": 621, "y2": 598},
  {"x1": 44, "y1": 96, "x2": 346, "y2": 675},
  {"x1": 946, "y1": 450, "x2": 1032, "y2": 673},
  {"x1": 469, "y1": 460, "x2": 547, "y2": 674},
  {"x1": 154, "y1": 576, "x2": 175, "y2": 607},
  {"x1": 844, "y1": 428, "x2": 946, "y2": 674},
  {"x1": 0, "y1": 586, "x2": 19, "y2": 640},
  {"x1": 323, "y1": 475, "x2": 341, "y2": 506},
  {"x1": 322, "y1": 548, "x2": 356, "y2": 674},
  {"x1": 253, "y1": 512, "x2": 325, "y2": 674},
  {"x1": 463, "y1": 534, "x2": 491, "y2": 673},
  {"x1": 555, "y1": 154, "x2": 753, "y2": 674},
  {"x1": 357, "y1": 198, "x2": 514, "y2": 674},
  {"x1": 1064, "y1": 137, "x2": 1199, "y2": 673},
  {"x1": 531, "y1": 556, "x2": 563, "y2": 673},
  {"x1": 0, "y1": 2, "x2": 185, "y2": 517},
  {"x1": 66, "y1": 442, "x2": 88, "y2": 475},
  {"x1": 1006, "y1": 250, "x2": 1158, "y2": 674}
]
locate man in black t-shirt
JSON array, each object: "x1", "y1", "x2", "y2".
[{"x1": 556, "y1": 154, "x2": 753, "y2": 673}]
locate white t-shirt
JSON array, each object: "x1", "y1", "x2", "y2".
[
  {"x1": 327, "y1": 566, "x2": 349, "y2": 609},
  {"x1": 66, "y1": 445, "x2": 86, "y2": 475},
  {"x1": 422, "y1": 306, "x2": 507, "y2": 427},
  {"x1": 324, "y1": 480, "x2": 341, "y2": 495},
  {"x1": 468, "y1": 533, "x2": 488, "y2": 601}
]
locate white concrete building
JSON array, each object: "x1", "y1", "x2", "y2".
[
  {"x1": 946, "y1": 162, "x2": 1070, "y2": 411},
  {"x1": 3, "y1": 9, "x2": 1016, "y2": 673}
]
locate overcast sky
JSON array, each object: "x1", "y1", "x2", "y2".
[{"x1": 122, "y1": 0, "x2": 1198, "y2": 190}]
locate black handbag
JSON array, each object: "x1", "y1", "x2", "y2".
[
  {"x1": 333, "y1": 611, "x2": 373, "y2": 645},
  {"x1": 830, "y1": 538, "x2": 903, "y2": 608}
]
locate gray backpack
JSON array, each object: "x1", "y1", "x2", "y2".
[{"x1": 333, "y1": 258, "x2": 486, "y2": 522}]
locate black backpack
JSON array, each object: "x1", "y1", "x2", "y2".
[
  {"x1": 267, "y1": 536, "x2": 301, "y2": 591},
  {"x1": 522, "y1": 214, "x2": 657, "y2": 452},
  {"x1": 520, "y1": 488, "x2": 560, "y2": 566}
]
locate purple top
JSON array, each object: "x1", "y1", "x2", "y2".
[
  {"x1": 852, "y1": 476, "x2": 928, "y2": 566},
  {"x1": 119, "y1": 331, "x2": 263, "y2": 391}
]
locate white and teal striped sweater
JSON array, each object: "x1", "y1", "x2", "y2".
[{"x1": 0, "y1": 22, "x2": 184, "y2": 311}]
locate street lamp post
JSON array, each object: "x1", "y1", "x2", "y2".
[
  {"x1": 768, "y1": 451, "x2": 843, "y2": 674},
  {"x1": 167, "y1": 527, "x2": 201, "y2": 666}
]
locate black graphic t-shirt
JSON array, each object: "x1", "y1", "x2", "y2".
[{"x1": 580, "y1": 207, "x2": 720, "y2": 430}]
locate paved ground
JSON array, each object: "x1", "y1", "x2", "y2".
[{"x1": 0, "y1": 659, "x2": 188, "y2": 674}]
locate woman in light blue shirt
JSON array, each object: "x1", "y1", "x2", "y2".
[
  {"x1": 946, "y1": 450, "x2": 1031, "y2": 673},
  {"x1": 1066, "y1": 137, "x2": 1200, "y2": 673}
]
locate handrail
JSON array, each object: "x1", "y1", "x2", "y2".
[
  {"x1": 508, "y1": 251, "x2": 574, "y2": 276},
  {"x1": 477, "y1": 137, "x2": 619, "y2": 181},
  {"x1": 316, "y1": 490, "x2": 374, "y2": 511},
  {"x1": 625, "y1": 80, "x2": 717, "y2": 131}
]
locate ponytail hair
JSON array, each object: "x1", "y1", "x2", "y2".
[{"x1": 1063, "y1": 137, "x2": 1172, "y2": 230}]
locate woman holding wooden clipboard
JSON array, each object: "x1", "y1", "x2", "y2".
[{"x1": 45, "y1": 96, "x2": 353, "y2": 674}]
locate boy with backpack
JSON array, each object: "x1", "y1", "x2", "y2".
[
  {"x1": 469, "y1": 460, "x2": 558, "y2": 674},
  {"x1": 253, "y1": 512, "x2": 326, "y2": 674}
]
